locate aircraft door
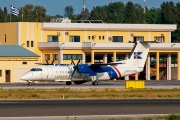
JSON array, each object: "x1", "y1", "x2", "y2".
[{"x1": 47, "y1": 67, "x2": 53, "y2": 80}]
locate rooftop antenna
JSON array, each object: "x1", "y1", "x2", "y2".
[
  {"x1": 144, "y1": 0, "x2": 146, "y2": 13},
  {"x1": 83, "y1": 0, "x2": 85, "y2": 12}
]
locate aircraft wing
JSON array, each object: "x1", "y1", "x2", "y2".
[
  {"x1": 88, "y1": 62, "x2": 125, "y2": 67},
  {"x1": 87, "y1": 60, "x2": 127, "y2": 67}
]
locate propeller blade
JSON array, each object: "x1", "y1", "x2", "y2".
[
  {"x1": 51, "y1": 59, "x2": 55, "y2": 65},
  {"x1": 77, "y1": 60, "x2": 81, "y2": 65},
  {"x1": 46, "y1": 60, "x2": 49, "y2": 64},
  {"x1": 71, "y1": 59, "x2": 81, "y2": 76},
  {"x1": 71, "y1": 68, "x2": 77, "y2": 76},
  {"x1": 71, "y1": 59, "x2": 75, "y2": 65}
]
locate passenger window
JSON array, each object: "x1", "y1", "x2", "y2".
[{"x1": 36, "y1": 68, "x2": 42, "y2": 71}]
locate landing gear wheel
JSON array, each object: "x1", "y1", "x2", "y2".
[
  {"x1": 28, "y1": 82, "x2": 32, "y2": 86},
  {"x1": 92, "y1": 81, "x2": 98, "y2": 85},
  {"x1": 66, "y1": 81, "x2": 72, "y2": 85}
]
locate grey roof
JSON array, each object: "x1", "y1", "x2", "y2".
[{"x1": 0, "y1": 45, "x2": 39, "y2": 57}]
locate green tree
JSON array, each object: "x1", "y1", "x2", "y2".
[
  {"x1": 21, "y1": 4, "x2": 35, "y2": 22},
  {"x1": 0, "y1": 8, "x2": 4, "y2": 22},
  {"x1": 145, "y1": 7, "x2": 159, "y2": 24},
  {"x1": 107, "y1": 2, "x2": 125, "y2": 23},
  {"x1": 3, "y1": 7, "x2": 8, "y2": 22},
  {"x1": 34, "y1": 5, "x2": 47, "y2": 22},
  {"x1": 124, "y1": 1, "x2": 136, "y2": 23},
  {"x1": 64, "y1": 6, "x2": 74, "y2": 19},
  {"x1": 89, "y1": 7, "x2": 99, "y2": 20},
  {"x1": 80, "y1": 8, "x2": 90, "y2": 20},
  {"x1": 172, "y1": 2, "x2": 180, "y2": 42},
  {"x1": 134, "y1": 3, "x2": 145, "y2": 23},
  {"x1": 160, "y1": 1, "x2": 176, "y2": 24}
]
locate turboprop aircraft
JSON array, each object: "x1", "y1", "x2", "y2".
[{"x1": 20, "y1": 41, "x2": 151, "y2": 86}]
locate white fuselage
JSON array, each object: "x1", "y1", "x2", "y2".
[{"x1": 20, "y1": 64, "x2": 143, "y2": 82}]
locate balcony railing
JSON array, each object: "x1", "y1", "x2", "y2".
[{"x1": 37, "y1": 42, "x2": 180, "y2": 50}]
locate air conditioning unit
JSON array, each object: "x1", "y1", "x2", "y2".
[
  {"x1": 108, "y1": 37, "x2": 112, "y2": 40},
  {"x1": 57, "y1": 32, "x2": 61, "y2": 36},
  {"x1": 131, "y1": 33, "x2": 135, "y2": 36},
  {"x1": 161, "y1": 34, "x2": 165, "y2": 37},
  {"x1": 65, "y1": 32, "x2": 69, "y2": 35}
]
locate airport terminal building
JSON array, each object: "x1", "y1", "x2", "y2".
[{"x1": 0, "y1": 20, "x2": 179, "y2": 83}]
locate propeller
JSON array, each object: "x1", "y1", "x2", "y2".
[
  {"x1": 71, "y1": 59, "x2": 81, "y2": 76},
  {"x1": 35, "y1": 59, "x2": 56, "y2": 65}
]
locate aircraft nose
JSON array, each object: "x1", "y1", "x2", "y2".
[{"x1": 20, "y1": 74, "x2": 28, "y2": 80}]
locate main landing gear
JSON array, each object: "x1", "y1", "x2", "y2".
[
  {"x1": 66, "y1": 81, "x2": 72, "y2": 85},
  {"x1": 91, "y1": 76, "x2": 98, "y2": 85},
  {"x1": 92, "y1": 81, "x2": 98, "y2": 85}
]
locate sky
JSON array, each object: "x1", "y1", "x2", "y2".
[{"x1": 0, "y1": 0, "x2": 179, "y2": 16}]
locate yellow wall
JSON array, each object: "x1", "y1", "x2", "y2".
[
  {"x1": 87, "y1": 31, "x2": 106, "y2": 42},
  {"x1": 64, "y1": 30, "x2": 85, "y2": 42},
  {"x1": 41, "y1": 49, "x2": 59, "y2": 64},
  {"x1": 150, "y1": 32, "x2": 169, "y2": 42},
  {"x1": 0, "y1": 58, "x2": 38, "y2": 83},
  {"x1": 63, "y1": 50, "x2": 83, "y2": 54},
  {"x1": 129, "y1": 31, "x2": 148, "y2": 42},
  {"x1": 20, "y1": 22, "x2": 42, "y2": 57},
  {"x1": 0, "y1": 23, "x2": 18, "y2": 44},
  {"x1": 109, "y1": 31, "x2": 128, "y2": 42},
  {"x1": 43, "y1": 30, "x2": 62, "y2": 42}
]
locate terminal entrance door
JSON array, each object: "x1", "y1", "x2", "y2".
[{"x1": 5, "y1": 70, "x2": 10, "y2": 82}]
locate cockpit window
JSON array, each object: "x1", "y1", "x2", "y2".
[
  {"x1": 30, "y1": 68, "x2": 42, "y2": 71},
  {"x1": 30, "y1": 68, "x2": 36, "y2": 71}
]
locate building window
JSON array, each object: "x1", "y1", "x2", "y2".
[
  {"x1": 88, "y1": 36, "x2": 91, "y2": 40},
  {"x1": 0, "y1": 70, "x2": 2, "y2": 77},
  {"x1": 45, "y1": 54, "x2": 50, "y2": 60},
  {"x1": 134, "y1": 36, "x2": 144, "y2": 42},
  {"x1": 69, "y1": 36, "x2": 80, "y2": 42},
  {"x1": 102, "y1": 36, "x2": 105, "y2": 40},
  {"x1": 47, "y1": 35, "x2": 58, "y2": 42},
  {"x1": 22, "y1": 62, "x2": 27, "y2": 64},
  {"x1": 27, "y1": 41, "x2": 29, "y2": 47},
  {"x1": 99, "y1": 36, "x2": 101, "y2": 40},
  {"x1": 4, "y1": 34, "x2": 6, "y2": 43},
  {"x1": 154, "y1": 36, "x2": 162, "y2": 42},
  {"x1": 53, "y1": 54, "x2": 58, "y2": 60},
  {"x1": 31, "y1": 41, "x2": 34, "y2": 47},
  {"x1": 112, "y1": 36, "x2": 123, "y2": 42},
  {"x1": 63, "y1": 54, "x2": 82, "y2": 60}
]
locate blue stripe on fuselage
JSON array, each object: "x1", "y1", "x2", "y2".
[
  {"x1": 77, "y1": 64, "x2": 118, "y2": 79},
  {"x1": 107, "y1": 67, "x2": 118, "y2": 80},
  {"x1": 90, "y1": 66, "x2": 118, "y2": 80}
]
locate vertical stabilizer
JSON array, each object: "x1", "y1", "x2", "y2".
[{"x1": 128, "y1": 41, "x2": 150, "y2": 68}]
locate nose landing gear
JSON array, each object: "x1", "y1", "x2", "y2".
[{"x1": 27, "y1": 81, "x2": 33, "y2": 86}]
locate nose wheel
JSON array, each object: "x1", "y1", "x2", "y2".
[{"x1": 27, "y1": 81, "x2": 32, "y2": 86}]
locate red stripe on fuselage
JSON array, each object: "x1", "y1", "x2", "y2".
[{"x1": 112, "y1": 66, "x2": 121, "y2": 78}]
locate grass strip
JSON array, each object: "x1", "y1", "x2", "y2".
[{"x1": 0, "y1": 88, "x2": 180, "y2": 100}]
